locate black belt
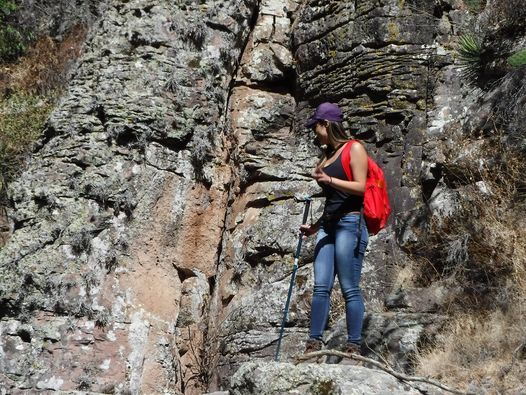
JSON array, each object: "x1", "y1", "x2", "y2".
[{"x1": 322, "y1": 210, "x2": 361, "y2": 221}]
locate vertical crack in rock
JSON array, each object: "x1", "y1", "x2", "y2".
[
  {"x1": 203, "y1": 0, "x2": 263, "y2": 391},
  {"x1": 164, "y1": 1, "x2": 265, "y2": 393},
  {"x1": 222, "y1": 1, "x2": 262, "y2": 123},
  {"x1": 203, "y1": 0, "x2": 319, "y2": 390}
]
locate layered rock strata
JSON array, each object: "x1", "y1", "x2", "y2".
[{"x1": 1, "y1": 0, "x2": 258, "y2": 393}]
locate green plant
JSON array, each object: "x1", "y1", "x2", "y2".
[
  {"x1": 0, "y1": 92, "x2": 53, "y2": 181},
  {"x1": 0, "y1": 0, "x2": 29, "y2": 62},
  {"x1": 457, "y1": 34, "x2": 482, "y2": 80},
  {"x1": 0, "y1": 0, "x2": 15, "y2": 13},
  {"x1": 463, "y1": 0, "x2": 483, "y2": 13},
  {"x1": 507, "y1": 48, "x2": 526, "y2": 67}
]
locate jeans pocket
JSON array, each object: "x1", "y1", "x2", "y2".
[{"x1": 339, "y1": 215, "x2": 360, "y2": 233}]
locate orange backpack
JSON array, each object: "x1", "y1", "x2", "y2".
[{"x1": 341, "y1": 140, "x2": 391, "y2": 235}]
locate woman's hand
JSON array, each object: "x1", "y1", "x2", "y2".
[
  {"x1": 300, "y1": 223, "x2": 319, "y2": 238},
  {"x1": 313, "y1": 167, "x2": 332, "y2": 184},
  {"x1": 311, "y1": 143, "x2": 368, "y2": 196}
]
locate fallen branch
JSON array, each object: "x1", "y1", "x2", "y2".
[{"x1": 295, "y1": 350, "x2": 468, "y2": 395}]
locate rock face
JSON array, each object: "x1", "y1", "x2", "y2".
[
  {"x1": 14, "y1": 0, "x2": 105, "y2": 39},
  {"x1": 1, "y1": 0, "x2": 523, "y2": 393},
  {"x1": 229, "y1": 361, "x2": 436, "y2": 395},
  {"x1": 1, "y1": 0, "x2": 259, "y2": 393}
]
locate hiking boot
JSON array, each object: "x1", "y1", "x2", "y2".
[
  {"x1": 326, "y1": 342, "x2": 361, "y2": 365},
  {"x1": 300, "y1": 339, "x2": 324, "y2": 363},
  {"x1": 346, "y1": 342, "x2": 361, "y2": 355},
  {"x1": 339, "y1": 342, "x2": 361, "y2": 366},
  {"x1": 304, "y1": 339, "x2": 323, "y2": 354}
]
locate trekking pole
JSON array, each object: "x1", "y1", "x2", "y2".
[{"x1": 275, "y1": 195, "x2": 312, "y2": 362}]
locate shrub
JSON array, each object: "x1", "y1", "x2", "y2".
[
  {"x1": 508, "y1": 48, "x2": 526, "y2": 67},
  {"x1": 412, "y1": 135, "x2": 526, "y2": 301},
  {"x1": 0, "y1": 0, "x2": 30, "y2": 62},
  {"x1": 463, "y1": 0, "x2": 484, "y2": 13},
  {"x1": 409, "y1": 132, "x2": 526, "y2": 392},
  {"x1": 0, "y1": 92, "x2": 53, "y2": 181}
]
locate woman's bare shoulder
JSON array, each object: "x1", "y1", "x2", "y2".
[{"x1": 350, "y1": 140, "x2": 367, "y2": 155}]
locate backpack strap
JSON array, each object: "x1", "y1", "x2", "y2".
[
  {"x1": 340, "y1": 139, "x2": 366, "y2": 242},
  {"x1": 340, "y1": 140, "x2": 357, "y2": 182}
]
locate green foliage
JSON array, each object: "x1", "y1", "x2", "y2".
[
  {"x1": 463, "y1": 0, "x2": 483, "y2": 13},
  {"x1": 507, "y1": 48, "x2": 526, "y2": 67},
  {"x1": 0, "y1": 24, "x2": 26, "y2": 61},
  {"x1": 0, "y1": 93, "x2": 53, "y2": 181},
  {"x1": 311, "y1": 379, "x2": 336, "y2": 395},
  {"x1": 458, "y1": 34, "x2": 481, "y2": 62},
  {"x1": 457, "y1": 34, "x2": 482, "y2": 80},
  {"x1": 0, "y1": 0, "x2": 16, "y2": 14},
  {"x1": 0, "y1": 0, "x2": 29, "y2": 62}
]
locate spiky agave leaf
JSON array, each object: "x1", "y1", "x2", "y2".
[
  {"x1": 507, "y1": 48, "x2": 526, "y2": 67},
  {"x1": 458, "y1": 34, "x2": 481, "y2": 61},
  {"x1": 457, "y1": 34, "x2": 482, "y2": 82}
]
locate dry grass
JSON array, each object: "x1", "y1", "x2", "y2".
[
  {"x1": 487, "y1": 0, "x2": 526, "y2": 35},
  {"x1": 0, "y1": 24, "x2": 86, "y2": 96},
  {"x1": 0, "y1": 25, "x2": 87, "y2": 185},
  {"x1": 415, "y1": 300, "x2": 526, "y2": 392},
  {"x1": 413, "y1": 134, "x2": 526, "y2": 301},
  {"x1": 409, "y1": 132, "x2": 526, "y2": 391}
]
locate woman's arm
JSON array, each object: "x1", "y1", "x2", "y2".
[{"x1": 313, "y1": 142, "x2": 368, "y2": 196}]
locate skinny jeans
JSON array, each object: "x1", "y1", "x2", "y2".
[{"x1": 309, "y1": 213, "x2": 368, "y2": 344}]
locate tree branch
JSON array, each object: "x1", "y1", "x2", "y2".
[{"x1": 295, "y1": 350, "x2": 469, "y2": 395}]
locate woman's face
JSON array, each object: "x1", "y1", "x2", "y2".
[{"x1": 313, "y1": 121, "x2": 329, "y2": 145}]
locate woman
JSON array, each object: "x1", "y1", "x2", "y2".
[{"x1": 300, "y1": 102, "x2": 369, "y2": 356}]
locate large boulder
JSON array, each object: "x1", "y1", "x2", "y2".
[{"x1": 229, "y1": 361, "x2": 441, "y2": 395}]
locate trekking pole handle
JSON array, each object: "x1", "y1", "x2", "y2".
[
  {"x1": 301, "y1": 199, "x2": 311, "y2": 225},
  {"x1": 294, "y1": 198, "x2": 311, "y2": 260}
]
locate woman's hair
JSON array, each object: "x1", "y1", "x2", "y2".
[
  {"x1": 326, "y1": 121, "x2": 349, "y2": 148},
  {"x1": 318, "y1": 120, "x2": 351, "y2": 165}
]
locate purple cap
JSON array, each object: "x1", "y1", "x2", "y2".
[{"x1": 305, "y1": 102, "x2": 343, "y2": 127}]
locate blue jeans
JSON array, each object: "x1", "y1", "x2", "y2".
[{"x1": 309, "y1": 213, "x2": 368, "y2": 344}]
